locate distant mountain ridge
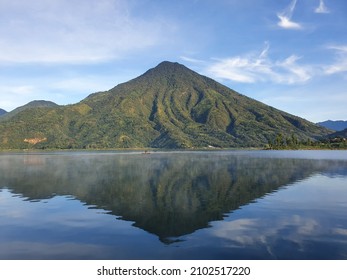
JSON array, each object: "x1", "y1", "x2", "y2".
[
  {"x1": 317, "y1": 120, "x2": 347, "y2": 131},
  {"x1": 0, "y1": 109, "x2": 7, "y2": 116},
  {"x1": 0, "y1": 61, "x2": 331, "y2": 149},
  {"x1": 0, "y1": 100, "x2": 58, "y2": 122}
]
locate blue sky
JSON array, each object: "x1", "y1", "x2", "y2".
[{"x1": 0, "y1": 0, "x2": 346, "y2": 122}]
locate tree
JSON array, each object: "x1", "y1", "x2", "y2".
[{"x1": 275, "y1": 133, "x2": 284, "y2": 148}]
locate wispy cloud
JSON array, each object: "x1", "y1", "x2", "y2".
[
  {"x1": 180, "y1": 56, "x2": 206, "y2": 64},
  {"x1": 277, "y1": 0, "x2": 302, "y2": 30},
  {"x1": 194, "y1": 43, "x2": 347, "y2": 86},
  {"x1": 206, "y1": 43, "x2": 312, "y2": 84},
  {"x1": 315, "y1": 0, "x2": 330, "y2": 14},
  {"x1": 0, "y1": 0, "x2": 172, "y2": 64},
  {"x1": 324, "y1": 45, "x2": 347, "y2": 75}
]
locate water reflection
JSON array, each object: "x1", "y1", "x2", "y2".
[
  {"x1": 0, "y1": 151, "x2": 347, "y2": 259},
  {"x1": 207, "y1": 174, "x2": 347, "y2": 259},
  {"x1": 0, "y1": 152, "x2": 345, "y2": 239}
]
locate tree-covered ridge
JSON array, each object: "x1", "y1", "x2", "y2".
[
  {"x1": 329, "y1": 128, "x2": 347, "y2": 139},
  {"x1": 0, "y1": 100, "x2": 58, "y2": 122},
  {"x1": 0, "y1": 61, "x2": 331, "y2": 149},
  {"x1": 267, "y1": 132, "x2": 347, "y2": 149}
]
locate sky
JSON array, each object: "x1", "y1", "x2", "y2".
[{"x1": 0, "y1": 0, "x2": 346, "y2": 122}]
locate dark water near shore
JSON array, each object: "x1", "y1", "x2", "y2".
[{"x1": 0, "y1": 150, "x2": 347, "y2": 259}]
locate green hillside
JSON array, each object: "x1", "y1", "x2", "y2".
[
  {"x1": 329, "y1": 128, "x2": 347, "y2": 138},
  {"x1": 0, "y1": 61, "x2": 331, "y2": 149},
  {"x1": 0, "y1": 100, "x2": 58, "y2": 122}
]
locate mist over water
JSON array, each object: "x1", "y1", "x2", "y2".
[{"x1": 1, "y1": 150, "x2": 347, "y2": 259}]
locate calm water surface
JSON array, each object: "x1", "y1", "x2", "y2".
[{"x1": 0, "y1": 150, "x2": 346, "y2": 259}]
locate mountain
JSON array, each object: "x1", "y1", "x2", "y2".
[
  {"x1": 317, "y1": 120, "x2": 347, "y2": 131},
  {"x1": 0, "y1": 61, "x2": 331, "y2": 149},
  {"x1": 0, "y1": 100, "x2": 58, "y2": 122},
  {"x1": 0, "y1": 109, "x2": 7, "y2": 116},
  {"x1": 328, "y1": 128, "x2": 347, "y2": 139}
]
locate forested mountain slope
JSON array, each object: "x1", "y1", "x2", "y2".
[{"x1": 0, "y1": 61, "x2": 330, "y2": 149}]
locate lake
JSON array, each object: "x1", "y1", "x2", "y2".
[{"x1": 0, "y1": 150, "x2": 346, "y2": 260}]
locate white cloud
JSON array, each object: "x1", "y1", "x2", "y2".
[
  {"x1": 324, "y1": 45, "x2": 347, "y2": 75},
  {"x1": 315, "y1": 0, "x2": 330, "y2": 14},
  {"x1": 277, "y1": 0, "x2": 302, "y2": 30},
  {"x1": 200, "y1": 43, "x2": 347, "y2": 86},
  {"x1": 0, "y1": 0, "x2": 171, "y2": 64},
  {"x1": 180, "y1": 56, "x2": 206, "y2": 64},
  {"x1": 206, "y1": 43, "x2": 312, "y2": 84}
]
